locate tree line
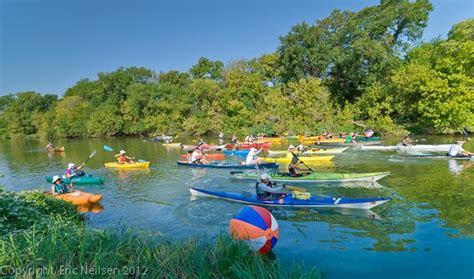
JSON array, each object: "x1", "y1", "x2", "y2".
[{"x1": 1, "y1": 0, "x2": 472, "y2": 139}]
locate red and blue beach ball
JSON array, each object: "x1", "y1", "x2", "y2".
[{"x1": 229, "y1": 206, "x2": 279, "y2": 255}]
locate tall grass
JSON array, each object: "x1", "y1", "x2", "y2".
[
  {"x1": 1, "y1": 218, "x2": 321, "y2": 278},
  {"x1": 0, "y1": 189, "x2": 321, "y2": 278}
]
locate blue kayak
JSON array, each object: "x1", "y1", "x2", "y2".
[
  {"x1": 224, "y1": 150, "x2": 250, "y2": 157},
  {"x1": 190, "y1": 188, "x2": 390, "y2": 209},
  {"x1": 177, "y1": 161, "x2": 278, "y2": 169}
]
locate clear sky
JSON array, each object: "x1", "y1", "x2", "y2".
[{"x1": 1, "y1": 0, "x2": 472, "y2": 95}]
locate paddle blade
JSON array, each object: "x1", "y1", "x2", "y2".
[
  {"x1": 286, "y1": 185, "x2": 308, "y2": 192},
  {"x1": 89, "y1": 150, "x2": 97, "y2": 158},
  {"x1": 138, "y1": 159, "x2": 147, "y2": 163},
  {"x1": 103, "y1": 145, "x2": 113, "y2": 152}
]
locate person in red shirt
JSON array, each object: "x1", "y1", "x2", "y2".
[{"x1": 115, "y1": 150, "x2": 135, "y2": 164}]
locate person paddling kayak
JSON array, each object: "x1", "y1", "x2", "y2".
[
  {"x1": 287, "y1": 146, "x2": 311, "y2": 177},
  {"x1": 191, "y1": 147, "x2": 209, "y2": 164},
  {"x1": 51, "y1": 175, "x2": 73, "y2": 195},
  {"x1": 401, "y1": 136, "x2": 414, "y2": 147},
  {"x1": 245, "y1": 147, "x2": 263, "y2": 165},
  {"x1": 115, "y1": 150, "x2": 135, "y2": 164},
  {"x1": 45, "y1": 142, "x2": 54, "y2": 150},
  {"x1": 256, "y1": 173, "x2": 286, "y2": 200},
  {"x1": 231, "y1": 134, "x2": 238, "y2": 145},
  {"x1": 65, "y1": 162, "x2": 85, "y2": 178},
  {"x1": 448, "y1": 141, "x2": 473, "y2": 158}
]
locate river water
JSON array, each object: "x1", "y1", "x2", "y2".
[{"x1": 0, "y1": 136, "x2": 473, "y2": 278}]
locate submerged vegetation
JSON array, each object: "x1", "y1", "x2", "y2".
[
  {"x1": 0, "y1": 189, "x2": 321, "y2": 278},
  {"x1": 0, "y1": 1, "x2": 472, "y2": 139}
]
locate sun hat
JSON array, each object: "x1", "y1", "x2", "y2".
[
  {"x1": 68, "y1": 163, "x2": 75, "y2": 169},
  {"x1": 52, "y1": 175, "x2": 61, "y2": 183},
  {"x1": 260, "y1": 173, "x2": 270, "y2": 180},
  {"x1": 119, "y1": 150, "x2": 126, "y2": 154}
]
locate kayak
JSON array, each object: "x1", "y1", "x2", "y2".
[
  {"x1": 258, "y1": 137, "x2": 282, "y2": 143},
  {"x1": 46, "y1": 175, "x2": 104, "y2": 185},
  {"x1": 224, "y1": 142, "x2": 271, "y2": 150},
  {"x1": 54, "y1": 190, "x2": 102, "y2": 205},
  {"x1": 47, "y1": 146, "x2": 65, "y2": 152},
  {"x1": 224, "y1": 150, "x2": 250, "y2": 157},
  {"x1": 261, "y1": 155, "x2": 335, "y2": 163},
  {"x1": 190, "y1": 188, "x2": 390, "y2": 209},
  {"x1": 267, "y1": 147, "x2": 347, "y2": 156},
  {"x1": 180, "y1": 153, "x2": 226, "y2": 160},
  {"x1": 355, "y1": 136, "x2": 381, "y2": 142},
  {"x1": 182, "y1": 144, "x2": 226, "y2": 152},
  {"x1": 360, "y1": 144, "x2": 452, "y2": 152},
  {"x1": 303, "y1": 138, "x2": 345, "y2": 144},
  {"x1": 285, "y1": 135, "x2": 299, "y2": 139},
  {"x1": 231, "y1": 171, "x2": 391, "y2": 183},
  {"x1": 162, "y1": 143, "x2": 182, "y2": 147},
  {"x1": 402, "y1": 155, "x2": 473, "y2": 160},
  {"x1": 104, "y1": 161, "x2": 150, "y2": 169},
  {"x1": 145, "y1": 135, "x2": 174, "y2": 142},
  {"x1": 177, "y1": 161, "x2": 279, "y2": 169}
]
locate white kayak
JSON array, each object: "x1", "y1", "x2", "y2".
[{"x1": 360, "y1": 144, "x2": 452, "y2": 152}]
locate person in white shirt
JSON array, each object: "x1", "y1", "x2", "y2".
[
  {"x1": 245, "y1": 147, "x2": 263, "y2": 165},
  {"x1": 191, "y1": 147, "x2": 209, "y2": 164},
  {"x1": 447, "y1": 141, "x2": 473, "y2": 157}
]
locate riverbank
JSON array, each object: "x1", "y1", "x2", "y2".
[{"x1": 0, "y1": 189, "x2": 321, "y2": 278}]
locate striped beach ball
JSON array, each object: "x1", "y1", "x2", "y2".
[{"x1": 229, "y1": 206, "x2": 279, "y2": 254}]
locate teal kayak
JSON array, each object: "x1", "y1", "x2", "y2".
[
  {"x1": 46, "y1": 175, "x2": 105, "y2": 185},
  {"x1": 231, "y1": 171, "x2": 390, "y2": 183}
]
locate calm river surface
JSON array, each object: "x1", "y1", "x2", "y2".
[{"x1": 1, "y1": 136, "x2": 473, "y2": 279}]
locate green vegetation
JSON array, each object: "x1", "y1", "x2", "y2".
[
  {"x1": 1, "y1": 1, "x2": 472, "y2": 138},
  {"x1": 0, "y1": 189, "x2": 321, "y2": 278}
]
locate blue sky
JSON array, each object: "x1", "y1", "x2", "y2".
[{"x1": 1, "y1": 0, "x2": 472, "y2": 95}]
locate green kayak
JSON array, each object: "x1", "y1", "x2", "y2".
[
  {"x1": 231, "y1": 171, "x2": 390, "y2": 183},
  {"x1": 46, "y1": 175, "x2": 105, "y2": 185},
  {"x1": 355, "y1": 136, "x2": 381, "y2": 142}
]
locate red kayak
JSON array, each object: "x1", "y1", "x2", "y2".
[
  {"x1": 180, "y1": 153, "x2": 225, "y2": 160},
  {"x1": 225, "y1": 142, "x2": 271, "y2": 150}
]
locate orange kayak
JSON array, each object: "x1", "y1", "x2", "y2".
[
  {"x1": 180, "y1": 153, "x2": 225, "y2": 160},
  {"x1": 55, "y1": 191, "x2": 102, "y2": 205},
  {"x1": 47, "y1": 146, "x2": 65, "y2": 152}
]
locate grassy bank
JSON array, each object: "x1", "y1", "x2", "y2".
[{"x1": 0, "y1": 189, "x2": 321, "y2": 278}]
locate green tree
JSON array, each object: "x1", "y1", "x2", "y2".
[
  {"x1": 190, "y1": 57, "x2": 224, "y2": 81},
  {"x1": 52, "y1": 96, "x2": 89, "y2": 137},
  {"x1": 87, "y1": 105, "x2": 124, "y2": 137}
]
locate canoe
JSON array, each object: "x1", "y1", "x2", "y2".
[
  {"x1": 162, "y1": 143, "x2": 182, "y2": 147},
  {"x1": 190, "y1": 188, "x2": 390, "y2": 209},
  {"x1": 231, "y1": 171, "x2": 391, "y2": 183},
  {"x1": 46, "y1": 175, "x2": 104, "y2": 185},
  {"x1": 224, "y1": 150, "x2": 250, "y2": 156},
  {"x1": 55, "y1": 190, "x2": 102, "y2": 205},
  {"x1": 360, "y1": 144, "x2": 452, "y2": 152},
  {"x1": 261, "y1": 155, "x2": 335, "y2": 163},
  {"x1": 104, "y1": 161, "x2": 150, "y2": 169},
  {"x1": 177, "y1": 161, "x2": 279, "y2": 169},
  {"x1": 267, "y1": 147, "x2": 347, "y2": 156},
  {"x1": 47, "y1": 146, "x2": 65, "y2": 152},
  {"x1": 180, "y1": 153, "x2": 225, "y2": 160}
]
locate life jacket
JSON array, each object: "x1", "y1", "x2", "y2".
[
  {"x1": 255, "y1": 180, "x2": 273, "y2": 199},
  {"x1": 54, "y1": 182, "x2": 70, "y2": 194}
]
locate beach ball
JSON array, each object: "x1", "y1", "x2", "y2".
[{"x1": 229, "y1": 206, "x2": 279, "y2": 254}]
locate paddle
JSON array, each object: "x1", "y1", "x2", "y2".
[
  {"x1": 103, "y1": 145, "x2": 147, "y2": 162},
  {"x1": 283, "y1": 185, "x2": 308, "y2": 192},
  {"x1": 82, "y1": 150, "x2": 97, "y2": 165}
]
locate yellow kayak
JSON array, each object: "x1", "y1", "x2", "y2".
[
  {"x1": 261, "y1": 155, "x2": 335, "y2": 163},
  {"x1": 55, "y1": 190, "x2": 102, "y2": 205},
  {"x1": 302, "y1": 138, "x2": 345, "y2": 144},
  {"x1": 104, "y1": 161, "x2": 150, "y2": 169},
  {"x1": 267, "y1": 147, "x2": 347, "y2": 156},
  {"x1": 260, "y1": 137, "x2": 283, "y2": 143}
]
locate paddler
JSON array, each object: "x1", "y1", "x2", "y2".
[
  {"x1": 191, "y1": 147, "x2": 209, "y2": 164},
  {"x1": 345, "y1": 132, "x2": 357, "y2": 144},
  {"x1": 45, "y1": 142, "x2": 54, "y2": 150},
  {"x1": 296, "y1": 142, "x2": 305, "y2": 152},
  {"x1": 448, "y1": 141, "x2": 473, "y2": 158},
  {"x1": 287, "y1": 146, "x2": 311, "y2": 177},
  {"x1": 65, "y1": 162, "x2": 85, "y2": 178},
  {"x1": 231, "y1": 134, "x2": 238, "y2": 145},
  {"x1": 50, "y1": 175, "x2": 73, "y2": 195},
  {"x1": 245, "y1": 147, "x2": 263, "y2": 165},
  {"x1": 256, "y1": 173, "x2": 286, "y2": 200},
  {"x1": 401, "y1": 136, "x2": 414, "y2": 146},
  {"x1": 115, "y1": 150, "x2": 135, "y2": 164}
]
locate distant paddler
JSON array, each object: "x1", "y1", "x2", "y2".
[
  {"x1": 191, "y1": 146, "x2": 209, "y2": 164},
  {"x1": 245, "y1": 147, "x2": 263, "y2": 165},
  {"x1": 231, "y1": 134, "x2": 238, "y2": 145},
  {"x1": 45, "y1": 142, "x2": 55, "y2": 150},
  {"x1": 401, "y1": 135, "x2": 414, "y2": 146},
  {"x1": 448, "y1": 141, "x2": 473, "y2": 158},
  {"x1": 115, "y1": 150, "x2": 135, "y2": 164},
  {"x1": 345, "y1": 132, "x2": 357, "y2": 144},
  {"x1": 287, "y1": 145, "x2": 312, "y2": 177}
]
